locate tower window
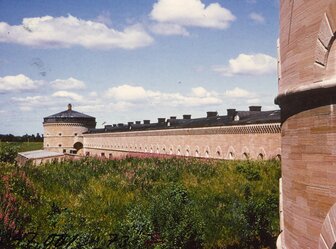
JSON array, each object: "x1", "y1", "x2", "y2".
[
  {"x1": 74, "y1": 133, "x2": 78, "y2": 136},
  {"x1": 59, "y1": 133, "x2": 62, "y2": 136},
  {"x1": 58, "y1": 144, "x2": 62, "y2": 147}
]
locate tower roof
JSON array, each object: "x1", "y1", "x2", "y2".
[{"x1": 43, "y1": 104, "x2": 96, "y2": 126}]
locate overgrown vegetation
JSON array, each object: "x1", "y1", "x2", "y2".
[
  {"x1": 0, "y1": 151, "x2": 280, "y2": 248},
  {"x1": 0, "y1": 142, "x2": 43, "y2": 157}
]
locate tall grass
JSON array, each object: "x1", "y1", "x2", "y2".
[{"x1": 0, "y1": 157, "x2": 280, "y2": 248}]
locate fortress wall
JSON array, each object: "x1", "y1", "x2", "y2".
[
  {"x1": 278, "y1": 0, "x2": 336, "y2": 248},
  {"x1": 44, "y1": 123, "x2": 88, "y2": 153},
  {"x1": 83, "y1": 123, "x2": 281, "y2": 160}
]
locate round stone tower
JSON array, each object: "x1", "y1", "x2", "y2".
[
  {"x1": 277, "y1": 0, "x2": 336, "y2": 248},
  {"x1": 43, "y1": 104, "x2": 96, "y2": 155}
]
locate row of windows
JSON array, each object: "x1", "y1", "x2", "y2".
[
  {"x1": 85, "y1": 144, "x2": 280, "y2": 160},
  {"x1": 45, "y1": 133, "x2": 79, "y2": 136}
]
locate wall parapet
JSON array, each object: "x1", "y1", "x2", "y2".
[{"x1": 84, "y1": 123, "x2": 281, "y2": 138}]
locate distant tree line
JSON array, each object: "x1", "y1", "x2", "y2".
[{"x1": 0, "y1": 133, "x2": 43, "y2": 142}]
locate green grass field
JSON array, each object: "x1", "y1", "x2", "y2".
[
  {"x1": 0, "y1": 142, "x2": 43, "y2": 152},
  {"x1": 0, "y1": 157, "x2": 280, "y2": 249}
]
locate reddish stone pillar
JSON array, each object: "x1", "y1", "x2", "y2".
[{"x1": 277, "y1": 0, "x2": 336, "y2": 248}]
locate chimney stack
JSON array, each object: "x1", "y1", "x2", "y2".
[
  {"x1": 118, "y1": 123, "x2": 124, "y2": 127},
  {"x1": 170, "y1": 116, "x2": 177, "y2": 120},
  {"x1": 249, "y1": 106, "x2": 262, "y2": 112},
  {"x1": 227, "y1": 109, "x2": 237, "y2": 120},
  {"x1": 183, "y1": 114, "x2": 191, "y2": 120},
  {"x1": 113, "y1": 124, "x2": 117, "y2": 127},
  {"x1": 207, "y1": 111, "x2": 218, "y2": 118},
  {"x1": 128, "y1": 122, "x2": 134, "y2": 126},
  {"x1": 144, "y1": 120, "x2": 150, "y2": 124},
  {"x1": 68, "y1": 103, "x2": 72, "y2": 111},
  {"x1": 135, "y1": 121, "x2": 141, "y2": 124},
  {"x1": 158, "y1": 118, "x2": 166, "y2": 123}
]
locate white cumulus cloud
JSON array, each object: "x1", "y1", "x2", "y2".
[
  {"x1": 0, "y1": 74, "x2": 41, "y2": 93},
  {"x1": 106, "y1": 85, "x2": 149, "y2": 101},
  {"x1": 50, "y1": 77, "x2": 86, "y2": 90},
  {"x1": 106, "y1": 84, "x2": 222, "y2": 108},
  {"x1": 249, "y1": 12, "x2": 265, "y2": 24},
  {"x1": 52, "y1": 91, "x2": 83, "y2": 101},
  {"x1": 224, "y1": 87, "x2": 253, "y2": 98},
  {"x1": 150, "y1": 0, "x2": 235, "y2": 29},
  {"x1": 0, "y1": 15, "x2": 153, "y2": 49},
  {"x1": 213, "y1": 53, "x2": 277, "y2": 76}
]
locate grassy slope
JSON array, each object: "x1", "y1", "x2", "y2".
[{"x1": 0, "y1": 158, "x2": 280, "y2": 248}]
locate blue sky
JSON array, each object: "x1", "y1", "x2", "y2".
[{"x1": 0, "y1": 0, "x2": 279, "y2": 135}]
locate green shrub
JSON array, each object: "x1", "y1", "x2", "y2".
[
  {"x1": 0, "y1": 143, "x2": 18, "y2": 163},
  {"x1": 119, "y1": 185, "x2": 205, "y2": 249}
]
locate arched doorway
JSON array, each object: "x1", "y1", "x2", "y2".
[{"x1": 73, "y1": 142, "x2": 83, "y2": 155}]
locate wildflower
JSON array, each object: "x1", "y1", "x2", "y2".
[
  {"x1": 9, "y1": 220, "x2": 16, "y2": 230},
  {"x1": 4, "y1": 214, "x2": 9, "y2": 226}
]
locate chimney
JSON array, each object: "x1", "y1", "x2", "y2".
[
  {"x1": 128, "y1": 122, "x2": 134, "y2": 126},
  {"x1": 249, "y1": 106, "x2": 262, "y2": 112},
  {"x1": 135, "y1": 121, "x2": 141, "y2": 124},
  {"x1": 118, "y1": 123, "x2": 124, "y2": 127},
  {"x1": 207, "y1": 111, "x2": 218, "y2": 118},
  {"x1": 158, "y1": 118, "x2": 166, "y2": 123},
  {"x1": 105, "y1": 125, "x2": 112, "y2": 129},
  {"x1": 144, "y1": 120, "x2": 150, "y2": 124},
  {"x1": 68, "y1": 103, "x2": 72, "y2": 111},
  {"x1": 113, "y1": 124, "x2": 117, "y2": 127},
  {"x1": 227, "y1": 109, "x2": 237, "y2": 120},
  {"x1": 183, "y1": 114, "x2": 191, "y2": 120},
  {"x1": 170, "y1": 116, "x2": 177, "y2": 120}
]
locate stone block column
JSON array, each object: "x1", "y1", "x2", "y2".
[{"x1": 277, "y1": 0, "x2": 336, "y2": 248}]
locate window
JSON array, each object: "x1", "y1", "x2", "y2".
[
  {"x1": 86, "y1": 152, "x2": 90, "y2": 156},
  {"x1": 228, "y1": 152, "x2": 234, "y2": 160},
  {"x1": 101, "y1": 152, "x2": 105, "y2": 157},
  {"x1": 74, "y1": 133, "x2": 78, "y2": 136},
  {"x1": 258, "y1": 153, "x2": 264, "y2": 160},
  {"x1": 205, "y1": 151, "x2": 210, "y2": 158},
  {"x1": 59, "y1": 133, "x2": 62, "y2": 136},
  {"x1": 63, "y1": 149, "x2": 66, "y2": 153},
  {"x1": 109, "y1": 153, "x2": 112, "y2": 159},
  {"x1": 58, "y1": 144, "x2": 62, "y2": 147}
]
